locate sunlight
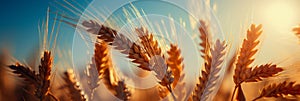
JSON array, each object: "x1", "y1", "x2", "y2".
[{"x1": 263, "y1": 2, "x2": 296, "y2": 29}]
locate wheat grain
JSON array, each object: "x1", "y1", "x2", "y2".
[{"x1": 253, "y1": 81, "x2": 300, "y2": 101}]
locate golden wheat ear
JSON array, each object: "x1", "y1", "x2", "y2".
[
  {"x1": 253, "y1": 81, "x2": 300, "y2": 101},
  {"x1": 234, "y1": 24, "x2": 262, "y2": 85},
  {"x1": 193, "y1": 39, "x2": 226, "y2": 101},
  {"x1": 135, "y1": 27, "x2": 162, "y2": 57},
  {"x1": 191, "y1": 20, "x2": 212, "y2": 101},
  {"x1": 82, "y1": 20, "x2": 151, "y2": 71},
  {"x1": 86, "y1": 41, "x2": 110, "y2": 97},
  {"x1": 36, "y1": 51, "x2": 52, "y2": 100},
  {"x1": 243, "y1": 64, "x2": 283, "y2": 82},
  {"x1": 8, "y1": 51, "x2": 57, "y2": 101},
  {"x1": 62, "y1": 70, "x2": 87, "y2": 101},
  {"x1": 231, "y1": 24, "x2": 284, "y2": 101}
]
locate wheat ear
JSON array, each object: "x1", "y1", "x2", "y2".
[
  {"x1": 36, "y1": 51, "x2": 52, "y2": 100},
  {"x1": 199, "y1": 20, "x2": 210, "y2": 58},
  {"x1": 167, "y1": 44, "x2": 184, "y2": 88},
  {"x1": 8, "y1": 63, "x2": 38, "y2": 85},
  {"x1": 86, "y1": 59, "x2": 100, "y2": 98},
  {"x1": 192, "y1": 20, "x2": 212, "y2": 101},
  {"x1": 193, "y1": 40, "x2": 226, "y2": 101},
  {"x1": 159, "y1": 44, "x2": 186, "y2": 100},
  {"x1": 8, "y1": 51, "x2": 57, "y2": 101},
  {"x1": 253, "y1": 81, "x2": 300, "y2": 101},
  {"x1": 114, "y1": 81, "x2": 131, "y2": 101},
  {"x1": 243, "y1": 64, "x2": 283, "y2": 82},
  {"x1": 92, "y1": 40, "x2": 131, "y2": 100},
  {"x1": 201, "y1": 40, "x2": 226, "y2": 101},
  {"x1": 62, "y1": 70, "x2": 86, "y2": 101},
  {"x1": 234, "y1": 24, "x2": 262, "y2": 85},
  {"x1": 231, "y1": 24, "x2": 283, "y2": 100},
  {"x1": 82, "y1": 20, "x2": 150, "y2": 71},
  {"x1": 135, "y1": 27, "x2": 162, "y2": 57}
]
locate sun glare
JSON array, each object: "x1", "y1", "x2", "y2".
[{"x1": 264, "y1": 2, "x2": 296, "y2": 29}]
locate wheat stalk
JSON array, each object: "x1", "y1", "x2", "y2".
[
  {"x1": 253, "y1": 81, "x2": 300, "y2": 101},
  {"x1": 62, "y1": 70, "x2": 86, "y2": 101}
]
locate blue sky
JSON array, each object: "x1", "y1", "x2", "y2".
[
  {"x1": 0, "y1": 0, "x2": 89, "y2": 59},
  {"x1": 1, "y1": 0, "x2": 300, "y2": 66}
]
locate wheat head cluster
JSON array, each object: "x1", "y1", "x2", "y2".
[{"x1": 1, "y1": 3, "x2": 300, "y2": 101}]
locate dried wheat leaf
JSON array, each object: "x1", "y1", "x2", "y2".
[
  {"x1": 62, "y1": 70, "x2": 86, "y2": 101},
  {"x1": 253, "y1": 81, "x2": 300, "y2": 101}
]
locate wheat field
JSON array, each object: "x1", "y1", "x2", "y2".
[{"x1": 1, "y1": 0, "x2": 300, "y2": 101}]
